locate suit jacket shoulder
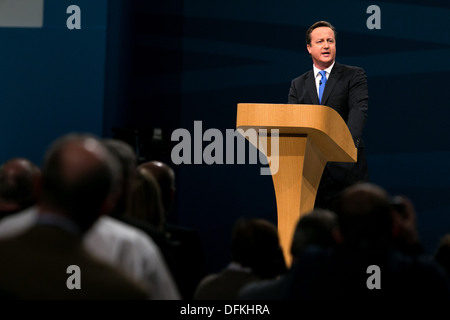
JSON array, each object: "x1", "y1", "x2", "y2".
[{"x1": 0, "y1": 225, "x2": 149, "y2": 299}]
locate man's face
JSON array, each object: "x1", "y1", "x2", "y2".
[{"x1": 307, "y1": 27, "x2": 336, "y2": 69}]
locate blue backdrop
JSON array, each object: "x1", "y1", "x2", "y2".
[
  {"x1": 2, "y1": 0, "x2": 450, "y2": 274},
  {"x1": 0, "y1": 0, "x2": 107, "y2": 165}
]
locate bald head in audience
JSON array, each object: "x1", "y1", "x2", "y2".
[{"x1": 39, "y1": 134, "x2": 120, "y2": 233}]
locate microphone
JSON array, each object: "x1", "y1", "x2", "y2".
[{"x1": 319, "y1": 80, "x2": 322, "y2": 85}]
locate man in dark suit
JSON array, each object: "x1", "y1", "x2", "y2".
[{"x1": 288, "y1": 20, "x2": 369, "y2": 210}]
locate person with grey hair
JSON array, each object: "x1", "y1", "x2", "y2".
[{"x1": 0, "y1": 134, "x2": 148, "y2": 299}]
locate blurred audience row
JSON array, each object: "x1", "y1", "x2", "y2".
[
  {"x1": 0, "y1": 133, "x2": 206, "y2": 299},
  {"x1": 193, "y1": 180, "x2": 450, "y2": 299},
  {"x1": 0, "y1": 132, "x2": 449, "y2": 299}
]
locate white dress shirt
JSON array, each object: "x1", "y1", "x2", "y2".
[{"x1": 313, "y1": 61, "x2": 335, "y2": 97}]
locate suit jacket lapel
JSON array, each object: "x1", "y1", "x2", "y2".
[
  {"x1": 305, "y1": 70, "x2": 320, "y2": 105},
  {"x1": 321, "y1": 62, "x2": 343, "y2": 106}
]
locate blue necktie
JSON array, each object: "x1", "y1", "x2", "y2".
[{"x1": 318, "y1": 70, "x2": 327, "y2": 104}]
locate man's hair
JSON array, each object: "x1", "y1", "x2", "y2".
[
  {"x1": 126, "y1": 167, "x2": 165, "y2": 231},
  {"x1": 306, "y1": 21, "x2": 336, "y2": 45},
  {"x1": 103, "y1": 139, "x2": 137, "y2": 185},
  {"x1": 290, "y1": 209, "x2": 338, "y2": 258},
  {"x1": 0, "y1": 158, "x2": 40, "y2": 209},
  {"x1": 231, "y1": 217, "x2": 286, "y2": 279},
  {"x1": 103, "y1": 139, "x2": 137, "y2": 217},
  {"x1": 434, "y1": 234, "x2": 450, "y2": 277},
  {"x1": 137, "y1": 161, "x2": 175, "y2": 215},
  {"x1": 335, "y1": 183, "x2": 393, "y2": 249}
]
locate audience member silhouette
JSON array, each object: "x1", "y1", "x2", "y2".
[
  {"x1": 0, "y1": 134, "x2": 148, "y2": 299},
  {"x1": 434, "y1": 233, "x2": 450, "y2": 280},
  {"x1": 138, "y1": 160, "x2": 208, "y2": 300},
  {"x1": 238, "y1": 209, "x2": 338, "y2": 300},
  {"x1": 0, "y1": 158, "x2": 40, "y2": 220},
  {"x1": 101, "y1": 139, "x2": 181, "y2": 298},
  {"x1": 84, "y1": 139, "x2": 180, "y2": 299},
  {"x1": 285, "y1": 182, "x2": 450, "y2": 299},
  {"x1": 126, "y1": 167, "x2": 165, "y2": 232},
  {"x1": 137, "y1": 161, "x2": 175, "y2": 221},
  {"x1": 0, "y1": 137, "x2": 180, "y2": 299},
  {"x1": 123, "y1": 166, "x2": 180, "y2": 270},
  {"x1": 101, "y1": 138, "x2": 137, "y2": 219},
  {"x1": 194, "y1": 217, "x2": 287, "y2": 300},
  {"x1": 5, "y1": 137, "x2": 448, "y2": 301}
]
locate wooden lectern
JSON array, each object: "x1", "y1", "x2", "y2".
[{"x1": 236, "y1": 103, "x2": 357, "y2": 266}]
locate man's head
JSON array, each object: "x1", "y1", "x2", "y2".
[
  {"x1": 434, "y1": 234, "x2": 450, "y2": 277},
  {"x1": 335, "y1": 183, "x2": 393, "y2": 249},
  {"x1": 0, "y1": 158, "x2": 41, "y2": 215},
  {"x1": 137, "y1": 161, "x2": 175, "y2": 216},
  {"x1": 306, "y1": 21, "x2": 336, "y2": 70},
  {"x1": 231, "y1": 218, "x2": 286, "y2": 279},
  {"x1": 39, "y1": 134, "x2": 120, "y2": 232},
  {"x1": 103, "y1": 139, "x2": 137, "y2": 216},
  {"x1": 290, "y1": 208, "x2": 338, "y2": 260}
]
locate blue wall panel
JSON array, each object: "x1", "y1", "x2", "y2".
[
  {"x1": 165, "y1": 0, "x2": 450, "y2": 271},
  {"x1": 3, "y1": 0, "x2": 450, "y2": 275},
  {"x1": 0, "y1": 0, "x2": 107, "y2": 166}
]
